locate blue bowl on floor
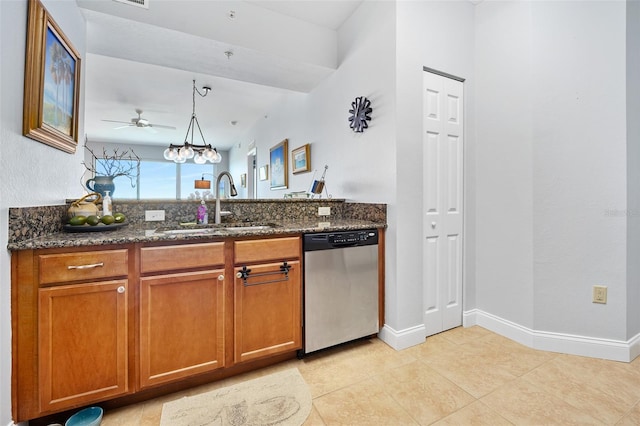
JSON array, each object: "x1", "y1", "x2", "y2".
[{"x1": 65, "y1": 407, "x2": 103, "y2": 426}]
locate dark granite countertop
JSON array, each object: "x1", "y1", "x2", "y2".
[{"x1": 7, "y1": 219, "x2": 385, "y2": 251}]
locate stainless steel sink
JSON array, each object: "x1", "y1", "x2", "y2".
[
  {"x1": 155, "y1": 224, "x2": 276, "y2": 235},
  {"x1": 222, "y1": 225, "x2": 274, "y2": 231},
  {"x1": 158, "y1": 228, "x2": 222, "y2": 235}
]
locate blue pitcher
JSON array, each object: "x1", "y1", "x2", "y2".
[{"x1": 85, "y1": 176, "x2": 115, "y2": 197}]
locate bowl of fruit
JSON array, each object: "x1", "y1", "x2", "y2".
[{"x1": 64, "y1": 212, "x2": 127, "y2": 232}]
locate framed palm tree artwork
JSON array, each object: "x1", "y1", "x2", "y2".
[{"x1": 23, "y1": 0, "x2": 81, "y2": 154}]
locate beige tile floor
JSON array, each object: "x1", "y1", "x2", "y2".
[{"x1": 101, "y1": 326, "x2": 640, "y2": 425}]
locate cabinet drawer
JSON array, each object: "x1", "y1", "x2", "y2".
[
  {"x1": 234, "y1": 237, "x2": 300, "y2": 264},
  {"x1": 39, "y1": 249, "x2": 128, "y2": 285},
  {"x1": 141, "y1": 242, "x2": 225, "y2": 274}
]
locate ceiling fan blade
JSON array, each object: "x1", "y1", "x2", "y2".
[
  {"x1": 102, "y1": 119, "x2": 131, "y2": 125},
  {"x1": 113, "y1": 125, "x2": 132, "y2": 130},
  {"x1": 143, "y1": 127, "x2": 159, "y2": 134},
  {"x1": 148, "y1": 123, "x2": 177, "y2": 130},
  {"x1": 102, "y1": 111, "x2": 175, "y2": 131}
]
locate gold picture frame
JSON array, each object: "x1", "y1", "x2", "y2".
[
  {"x1": 291, "y1": 144, "x2": 311, "y2": 174},
  {"x1": 269, "y1": 139, "x2": 288, "y2": 190},
  {"x1": 23, "y1": 0, "x2": 81, "y2": 153}
]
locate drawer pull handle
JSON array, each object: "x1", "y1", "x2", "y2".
[
  {"x1": 218, "y1": 274, "x2": 225, "y2": 281},
  {"x1": 67, "y1": 262, "x2": 104, "y2": 270},
  {"x1": 117, "y1": 286, "x2": 125, "y2": 294},
  {"x1": 237, "y1": 262, "x2": 291, "y2": 286}
]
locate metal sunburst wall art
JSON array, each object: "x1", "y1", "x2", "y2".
[{"x1": 348, "y1": 96, "x2": 372, "y2": 133}]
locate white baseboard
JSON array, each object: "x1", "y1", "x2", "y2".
[
  {"x1": 378, "y1": 323, "x2": 426, "y2": 350},
  {"x1": 629, "y1": 332, "x2": 640, "y2": 361},
  {"x1": 465, "y1": 308, "x2": 640, "y2": 362},
  {"x1": 381, "y1": 310, "x2": 640, "y2": 362},
  {"x1": 464, "y1": 309, "x2": 535, "y2": 347}
]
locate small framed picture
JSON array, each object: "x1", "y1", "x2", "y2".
[
  {"x1": 291, "y1": 144, "x2": 311, "y2": 174},
  {"x1": 240, "y1": 173, "x2": 247, "y2": 188},
  {"x1": 259, "y1": 165, "x2": 269, "y2": 181}
]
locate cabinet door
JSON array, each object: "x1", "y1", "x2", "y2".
[
  {"x1": 39, "y1": 280, "x2": 129, "y2": 412},
  {"x1": 234, "y1": 261, "x2": 301, "y2": 363},
  {"x1": 139, "y1": 270, "x2": 225, "y2": 388}
]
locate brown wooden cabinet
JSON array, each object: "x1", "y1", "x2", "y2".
[
  {"x1": 38, "y1": 279, "x2": 129, "y2": 412},
  {"x1": 11, "y1": 246, "x2": 134, "y2": 421},
  {"x1": 138, "y1": 242, "x2": 226, "y2": 389},
  {"x1": 11, "y1": 235, "x2": 311, "y2": 422},
  {"x1": 233, "y1": 237, "x2": 302, "y2": 363}
]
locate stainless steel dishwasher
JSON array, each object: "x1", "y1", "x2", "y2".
[{"x1": 302, "y1": 229, "x2": 379, "y2": 354}]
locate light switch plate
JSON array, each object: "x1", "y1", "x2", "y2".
[
  {"x1": 318, "y1": 207, "x2": 331, "y2": 216},
  {"x1": 145, "y1": 210, "x2": 165, "y2": 221}
]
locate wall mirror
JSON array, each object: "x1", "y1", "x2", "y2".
[{"x1": 77, "y1": 1, "x2": 345, "y2": 200}]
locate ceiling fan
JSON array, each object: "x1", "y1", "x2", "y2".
[{"x1": 102, "y1": 108, "x2": 176, "y2": 131}]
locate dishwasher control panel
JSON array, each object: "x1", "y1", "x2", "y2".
[
  {"x1": 328, "y1": 231, "x2": 376, "y2": 244},
  {"x1": 304, "y1": 229, "x2": 378, "y2": 251}
]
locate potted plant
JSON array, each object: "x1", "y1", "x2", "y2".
[{"x1": 82, "y1": 144, "x2": 141, "y2": 196}]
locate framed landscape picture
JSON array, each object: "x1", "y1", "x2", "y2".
[
  {"x1": 23, "y1": 0, "x2": 81, "y2": 153},
  {"x1": 291, "y1": 144, "x2": 311, "y2": 174},
  {"x1": 269, "y1": 139, "x2": 288, "y2": 190}
]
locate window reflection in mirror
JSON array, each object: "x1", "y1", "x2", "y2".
[
  {"x1": 87, "y1": 141, "x2": 228, "y2": 200},
  {"x1": 97, "y1": 159, "x2": 219, "y2": 200}
]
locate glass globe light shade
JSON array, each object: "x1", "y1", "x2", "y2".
[
  {"x1": 174, "y1": 153, "x2": 186, "y2": 163},
  {"x1": 179, "y1": 145, "x2": 195, "y2": 159},
  {"x1": 184, "y1": 146, "x2": 195, "y2": 159},
  {"x1": 203, "y1": 147, "x2": 216, "y2": 161},
  {"x1": 194, "y1": 152, "x2": 206, "y2": 164},
  {"x1": 163, "y1": 148, "x2": 177, "y2": 160},
  {"x1": 213, "y1": 151, "x2": 222, "y2": 163}
]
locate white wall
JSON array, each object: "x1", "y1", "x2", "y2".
[
  {"x1": 475, "y1": 1, "x2": 628, "y2": 340},
  {"x1": 627, "y1": 0, "x2": 640, "y2": 339},
  {"x1": 0, "y1": 1, "x2": 86, "y2": 423},
  {"x1": 531, "y1": 1, "x2": 627, "y2": 339},
  {"x1": 475, "y1": 0, "x2": 535, "y2": 329}
]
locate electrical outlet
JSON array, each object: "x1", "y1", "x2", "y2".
[
  {"x1": 318, "y1": 206, "x2": 331, "y2": 216},
  {"x1": 593, "y1": 285, "x2": 607, "y2": 304},
  {"x1": 145, "y1": 210, "x2": 165, "y2": 221}
]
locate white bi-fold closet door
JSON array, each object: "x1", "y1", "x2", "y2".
[{"x1": 422, "y1": 69, "x2": 464, "y2": 337}]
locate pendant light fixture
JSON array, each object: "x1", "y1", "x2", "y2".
[
  {"x1": 163, "y1": 80, "x2": 222, "y2": 164},
  {"x1": 194, "y1": 173, "x2": 214, "y2": 190}
]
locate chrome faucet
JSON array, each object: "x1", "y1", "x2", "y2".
[{"x1": 215, "y1": 171, "x2": 238, "y2": 223}]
